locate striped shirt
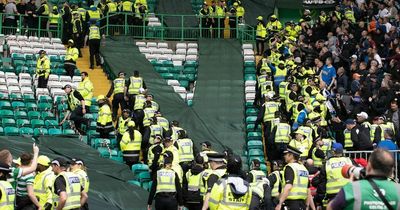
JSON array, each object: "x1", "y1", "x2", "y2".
[{"x1": 16, "y1": 172, "x2": 34, "y2": 197}]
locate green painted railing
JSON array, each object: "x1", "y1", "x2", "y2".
[
  {"x1": 0, "y1": 13, "x2": 62, "y2": 38},
  {"x1": 98, "y1": 13, "x2": 256, "y2": 43}
]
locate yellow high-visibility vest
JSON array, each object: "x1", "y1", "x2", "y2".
[
  {"x1": 52, "y1": 172, "x2": 81, "y2": 210},
  {"x1": 122, "y1": 1, "x2": 133, "y2": 12},
  {"x1": 33, "y1": 168, "x2": 54, "y2": 208},
  {"x1": 36, "y1": 56, "x2": 50, "y2": 78},
  {"x1": 77, "y1": 78, "x2": 93, "y2": 106},
  {"x1": 77, "y1": 8, "x2": 86, "y2": 21},
  {"x1": 97, "y1": 104, "x2": 112, "y2": 126},
  {"x1": 156, "y1": 168, "x2": 176, "y2": 193},
  {"x1": 89, "y1": 25, "x2": 101, "y2": 40},
  {"x1": 128, "y1": 76, "x2": 143, "y2": 95},
  {"x1": 263, "y1": 101, "x2": 279, "y2": 122},
  {"x1": 209, "y1": 177, "x2": 252, "y2": 210},
  {"x1": 157, "y1": 117, "x2": 169, "y2": 131},
  {"x1": 66, "y1": 47, "x2": 79, "y2": 62},
  {"x1": 274, "y1": 123, "x2": 291, "y2": 143},
  {"x1": 270, "y1": 171, "x2": 281, "y2": 197},
  {"x1": 0, "y1": 180, "x2": 15, "y2": 210},
  {"x1": 72, "y1": 19, "x2": 82, "y2": 33},
  {"x1": 113, "y1": 78, "x2": 125, "y2": 94},
  {"x1": 177, "y1": 138, "x2": 194, "y2": 163},
  {"x1": 325, "y1": 157, "x2": 352, "y2": 195},
  {"x1": 249, "y1": 170, "x2": 266, "y2": 183},
  {"x1": 49, "y1": 13, "x2": 59, "y2": 24},
  {"x1": 256, "y1": 23, "x2": 266, "y2": 38},
  {"x1": 72, "y1": 169, "x2": 90, "y2": 193},
  {"x1": 118, "y1": 117, "x2": 131, "y2": 135},
  {"x1": 107, "y1": 2, "x2": 117, "y2": 13},
  {"x1": 186, "y1": 169, "x2": 204, "y2": 195},
  {"x1": 67, "y1": 90, "x2": 81, "y2": 111},
  {"x1": 282, "y1": 163, "x2": 308, "y2": 200},
  {"x1": 134, "y1": 94, "x2": 146, "y2": 110},
  {"x1": 120, "y1": 130, "x2": 142, "y2": 152},
  {"x1": 88, "y1": 9, "x2": 101, "y2": 20},
  {"x1": 344, "y1": 129, "x2": 353, "y2": 148}
]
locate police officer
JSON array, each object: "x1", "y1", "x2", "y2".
[
  {"x1": 33, "y1": 155, "x2": 54, "y2": 210},
  {"x1": 275, "y1": 145, "x2": 312, "y2": 210},
  {"x1": 270, "y1": 116, "x2": 291, "y2": 160},
  {"x1": 199, "y1": 2, "x2": 211, "y2": 38},
  {"x1": 36, "y1": 0, "x2": 49, "y2": 36},
  {"x1": 120, "y1": 121, "x2": 142, "y2": 167},
  {"x1": 146, "y1": 94, "x2": 159, "y2": 111},
  {"x1": 126, "y1": 70, "x2": 146, "y2": 106},
  {"x1": 147, "y1": 151, "x2": 184, "y2": 210},
  {"x1": 255, "y1": 16, "x2": 266, "y2": 55},
  {"x1": 36, "y1": 50, "x2": 50, "y2": 88},
  {"x1": 148, "y1": 135, "x2": 164, "y2": 177},
  {"x1": 255, "y1": 92, "x2": 280, "y2": 145},
  {"x1": 248, "y1": 159, "x2": 266, "y2": 183},
  {"x1": 65, "y1": 39, "x2": 79, "y2": 78},
  {"x1": 70, "y1": 158, "x2": 89, "y2": 210},
  {"x1": 209, "y1": 154, "x2": 252, "y2": 210},
  {"x1": 104, "y1": 0, "x2": 119, "y2": 24},
  {"x1": 289, "y1": 129, "x2": 311, "y2": 160},
  {"x1": 308, "y1": 137, "x2": 326, "y2": 168},
  {"x1": 72, "y1": 11, "x2": 83, "y2": 57},
  {"x1": 343, "y1": 119, "x2": 372, "y2": 151},
  {"x1": 159, "y1": 134, "x2": 180, "y2": 167},
  {"x1": 266, "y1": 15, "x2": 282, "y2": 35},
  {"x1": 149, "y1": 117, "x2": 164, "y2": 145},
  {"x1": 0, "y1": 162, "x2": 15, "y2": 209},
  {"x1": 183, "y1": 154, "x2": 205, "y2": 210},
  {"x1": 120, "y1": 0, "x2": 134, "y2": 25},
  {"x1": 60, "y1": 84, "x2": 89, "y2": 135},
  {"x1": 51, "y1": 157, "x2": 88, "y2": 210},
  {"x1": 88, "y1": 20, "x2": 102, "y2": 69},
  {"x1": 77, "y1": 72, "x2": 94, "y2": 109},
  {"x1": 132, "y1": 88, "x2": 146, "y2": 126},
  {"x1": 202, "y1": 153, "x2": 226, "y2": 210},
  {"x1": 228, "y1": 2, "x2": 238, "y2": 38},
  {"x1": 214, "y1": 0, "x2": 227, "y2": 38},
  {"x1": 86, "y1": 5, "x2": 102, "y2": 23},
  {"x1": 268, "y1": 160, "x2": 284, "y2": 207},
  {"x1": 171, "y1": 120, "x2": 185, "y2": 142},
  {"x1": 116, "y1": 109, "x2": 132, "y2": 148},
  {"x1": 176, "y1": 130, "x2": 194, "y2": 173},
  {"x1": 106, "y1": 71, "x2": 127, "y2": 121},
  {"x1": 96, "y1": 95, "x2": 114, "y2": 138},
  {"x1": 312, "y1": 143, "x2": 352, "y2": 207},
  {"x1": 328, "y1": 148, "x2": 400, "y2": 210},
  {"x1": 48, "y1": 6, "x2": 60, "y2": 38}
]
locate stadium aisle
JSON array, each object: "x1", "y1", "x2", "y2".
[{"x1": 76, "y1": 47, "x2": 111, "y2": 97}]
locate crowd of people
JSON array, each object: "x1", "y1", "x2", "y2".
[{"x1": 0, "y1": 145, "x2": 89, "y2": 210}]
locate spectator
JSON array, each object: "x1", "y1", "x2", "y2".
[
  {"x1": 336, "y1": 66, "x2": 349, "y2": 94},
  {"x1": 320, "y1": 57, "x2": 336, "y2": 91},
  {"x1": 377, "y1": 129, "x2": 398, "y2": 150},
  {"x1": 4, "y1": 0, "x2": 19, "y2": 35}
]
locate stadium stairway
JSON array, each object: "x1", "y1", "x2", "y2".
[{"x1": 76, "y1": 47, "x2": 111, "y2": 97}]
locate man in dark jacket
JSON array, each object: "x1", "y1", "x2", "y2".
[
  {"x1": 182, "y1": 155, "x2": 204, "y2": 210},
  {"x1": 347, "y1": 119, "x2": 373, "y2": 150}
]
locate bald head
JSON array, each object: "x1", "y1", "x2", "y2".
[{"x1": 368, "y1": 148, "x2": 394, "y2": 177}]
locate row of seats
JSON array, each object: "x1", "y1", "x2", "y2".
[
  {"x1": 7, "y1": 35, "x2": 65, "y2": 56},
  {"x1": 242, "y1": 43, "x2": 266, "y2": 173},
  {"x1": 136, "y1": 41, "x2": 199, "y2": 105}
]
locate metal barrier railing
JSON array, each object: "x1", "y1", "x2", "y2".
[
  {"x1": 0, "y1": 14, "x2": 62, "y2": 38},
  {"x1": 343, "y1": 150, "x2": 400, "y2": 180},
  {"x1": 98, "y1": 13, "x2": 256, "y2": 43}
]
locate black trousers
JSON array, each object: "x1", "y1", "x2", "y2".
[
  {"x1": 133, "y1": 109, "x2": 144, "y2": 130},
  {"x1": 283, "y1": 200, "x2": 306, "y2": 210},
  {"x1": 4, "y1": 18, "x2": 17, "y2": 35},
  {"x1": 256, "y1": 37, "x2": 265, "y2": 55},
  {"x1": 38, "y1": 75, "x2": 48, "y2": 88},
  {"x1": 185, "y1": 202, "x2": 202, "y2": 210},
  {"x1": 123, "y1": 152, "x2": 139, "y2": 168},
  {"x1": 127, "y1": 94, "x2": 137, "y2": 112},
  {"x1": 73, "y1": 33, "x2": 83, "y2": 56},
  {"x1": 142, "y1": 126, "x2": 150, "y2": 163},
  {"x1": 229, "y1": 20, "x2": 236, "y2": 38},
  {"x1": 217, "y1": 18, "x2": 225, "y2": 38},
  {"x1": 70, "y1": 106, "x2": 89, "y2": 133},
  {"x1": 155, "y1": 195, "x2": 178, "y2": 210},
  {"x1": 116, "y1": 133, "x2": 123, "y2": 150},
  {"x1": 89, "y1": 39, "x2": 101, "y2": 68},
  {"x1": 16, "y1": 195, "x2": 36, "y2": 210},
  {"x1": 112, "y1": 93, "x2": 127, "y2": 119},
  {"x1": 200, "y1": 19, "x2": 210, "y2": 38},
  {"x1": 64, "y1": 62, "x2": 76, "y2": 78}
]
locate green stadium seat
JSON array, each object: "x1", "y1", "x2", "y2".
[
  {"x1": 26, "y1": 102, "x2": 38, "y2": 111},
  {"x1": 0, "y1": 101, "x2": 12, "y2": 110},
  {"x1": 0, "y1": 127, "x2": 3, "y2": 135},
  {"x1": 89, "y1": 121, "x2": 97, "y2": 130},
  {"x1": 15, "y1": 66, "x2": 29, "y2": 74},
  {"x1": 27, "y1": 111, "x2": 40, "y2": 120},
  {"x1": 0, "y1": 110, "x2": 14, "y2": 118},
  {"x1": 11, "y1": 101, "x2": 25, "y2": 110},
  {"x1": 245, "y1": 116, "x2": 257, "y2": 124},
  {"x1": 19, "y1": 127, "x2": 34, "y2": 135},
  {"x1": 160, "y1": 73, "x2": 174, "y2": 79},
  {"x1": 138, "y1": 171, "x2": 151, "y2": 183},
  {"x1": 142, "y1": 181, "x2": 152, "y2": 191},
  {"x1": 183, "y1": 67, "x2": 197, "y2": 74},
  {"x1": 151, "y1": 60, "x2": 162, "y2": 66},
  {"x1": 41, "y1": 112, "x2": 56, "y2": 120},
  {"x1": 23, "y1": 94, "x2": 36, "y2": 103},
  {"x1": 54, "y1": 96, "x2": 67, "y2": 104},
  {"x1": 49, "y1": 55, "x2": 60, "y2": 62},
  {"x1": 127, "y1": 180, "x2": 141, "y2": 187},
  {"x1": 3, "y1": 66, "x2": 14, "y2": 73},
  {"x1": 91, "y1": 98, "x2": 98, "y2": 106},
  {"x1": 38, "y1": 95, "x2": 52, "y2": 103},
  {"x1": 247, "y1": 140, "x2": 263, "y2": 150},
  {"x1": 186, "y1": 73, "x2": 196, "y2": 82},
  {"x1": 12, "y1": 53, "x2": 25, "y2": 60},
  {"x1": 37, "y1": 103, "x2": 52, "y2": 112},
  {"x1": 154, "y1": 66, "x2": 169, "y2": 73},
  {"x1": 13, "y1": 60, "x2": 25, "y2": 67},
  {"x1": 244, "y1": 67, "x2": 256, "y2": 74},
  {"x1": 25, "y1": 54, "x2": 35, "y2": 61},
  {"x1": 16, "y1": 119, "x2": 31, "y2": 128},
  {"x1": 110, "y1": 150, "x2": 124, "y2": 163},
  {"x1": 55, "y1": 68, "x2": 67, "y2": 75},
  {"x1": 245, "y1": 101, "x2": 254, "y2": 109},
  {"x1": 57, "y1": 104, "x2": 68, "y2": 112},
  {"x1": 26, "y1": 60, "x2": 36, "y2": 67},
  {"x1": 89, "y1": 105, "x2": 99, "y2": 113},
  {"x1": 74, "y1": 69, "x2": 81, "y2": 76},
  {"x1": 179, "y1": 80, "x2": 189, "y2": 89},
  {"x1": 244, "y1": 74, "x2": 256, "y2": 81},
  {"x1": 2, "y1": 118, "x2": 16, "y2": 127},
  {"x1": 84, "y1": 114, "x2": 94, "y2": 121},
  {"x1": 63, "y1": 129, "x2": 76, "y2": 135},
  {"x1": 169, "y1": 67, "x2": 181, "y2": 74},
  {"x1": 248, "y1": 149, "x2": 264, "y2": 158},
  {"x1": 244, "y1": 61, "x2": 255, "y2": 67},
  {"x1": 31, "y1": 119, "x2": 45, "y2": 129},
  {"x1": 131, "y1": 164, "x2": 149, "y2": 178},
  {"x1": 246, "y1": 124, "x2": 261, "y2": 132},
  {"x1": 4, "y1": 127, "x2": 19, "y2": 136},
  {"x1": 14, "y1": 110, "x2": 28, "y2": 119},
  {"x1": 92, "y1": 138, "x2": 111, "y2": 149},
  {"x1": 184, "y1": 60, "x2": 198, "y2": 67},
  {"x1": 187, "y1": 99, "x2": 193, "y2": 106},
  {"x1": 245, "y1": 108, "x2": 258, "y2": 116},
  {"x1": 45, "y1": 120, "x2": 59, "y2": 128},
  {"x1": 260, "y1": 163, "x2": 268, "y2": 175},
  {"x1": 9, "y1": 93, "x2": 22, "y2": 101},
  {"x1": 97, "y1": 147, "x2": 110, "y2": 158},
  {"x1": 247, "y1": 132, "x2": 262, "y2": 141},
  {"x1": 33, "y1": 128, "x2": 48, "y2": 136},
  {"x1": 0, "y1": 93, "x2": 8, "y2": 100},
  {"x1": 162, "y1": 60, "x2": 173, "y2": 67},
  {"x1": 48, "y1": 128, "x2": 62, "y2": 135}
]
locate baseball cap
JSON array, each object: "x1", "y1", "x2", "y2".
[
  {"x1": 351, "y1": 54, "x2": 357, "y2": 59},
  {"x1": 356, "y1": 112, "x2": 368, "y2": 119},
  {"x1": 71, "y1": 158, "x2": 84, "y2": 165},
  {"x1": 61, "y1": 84, "x2": 72, "y2": 90},
  {"x1": 68, "y1": 39, "x2": 74, "y2": 44},
  {"x1": 345, "y1": 119, "x2": 356, "y2": 125},
  {"x1": 332, "y1": 142, "x2": 343, "y2": 153},
  {"x1": 51, "y1": 157, "x2": 69, "y2": 167},
  {"x1": 37, "y1": 155, "x2": 50, "y2": 166}
]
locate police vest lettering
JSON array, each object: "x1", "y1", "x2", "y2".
[
  {"x1": 53, "y1": 172, "x2": 81, "y2": 210},
  {"x1": 88, "y1": 10, "x2": 101, "y2": 20},
  {"x1": 275, "y1": 123, "x2": 291, "y2": 143},
  {"x1": 128, "y1": 77, "x2": 143, "y2": 94},
  {"x1": 89, "y1": 26, "x2": 101, "y2": 40},
  {"x1": 134, "y1": 94, "x2": 146, "y2": 110},
  {"x1": 325, "y1": 157, "x2": 352, "y2": 195},
  {"x1": 263, "y1": 102, "x2": 279, "y2": 122},
  {"x1": 208, "y1": 177, "x2": 252, "y2": 210},
  {"x1": 74, "y1": 169, "x2": 89, "y2": 193},
  {"x1": 156, "y1": 169, "x2": 176, "y2": 193},
  {"x1": 177, "y1": 138, "x2": 194, "y2": 162},
  {"x1": 0, "y1": 180, "x2": 15, "y2": 209},
  {"x1": 113, "y1": 78, "x2": 125, "y2": 94},
  {"x1": 250, "y1": 170, "x2": 266, "y2": 183},
  {"x1": 283, "y1": 163, "x2": 309, "y2": 200}
]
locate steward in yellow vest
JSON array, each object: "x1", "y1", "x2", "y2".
[
  {"x1": 183, "y1": 155, "x2": 205, "y2": 208},
  {"x1": 209, "y1": 154, "x2": 252, "y2": 210},
  {"x1": 309, "y1": 137, "x2": 327, "y2": 168},
  {"x1": 37, "y1": 0, "x2": 49, "y2": 31},
  {"x1": 116, "y1": 109, "x2": 132, "y2": 147},
  {"x1": 127, "y1": 71, "x2": 146, "y2": 97},
  {"x1": 120, "y1": 121, "x2": 142, "y2": 167},
  {"x1": 33, "y1": 155, "x2": 54, "y2": 209},
  {"x1": 88, "y1": 21, "x2": 102, "y2": 69},
  {"x1": 77, "y1": 72, "x2": 94, "y2": 107},
  {"x1": 202, "y1": 152, "x2": 226, "y2": 209},
  {"x1": 36, "y1": 50, "x2": 50, "y2": 88},
  {"x1": 0, "y1": 162, "x2": 15, "y2": 210},
  {"x1": 87, "y1": 5, "x2": 102, "y2": 22},
  {"x1": 51, "y1": 157, "x2": 87, "y2": 210},
  {"x1": 96, "y1": 95, "x2": 114, "y2": 138},
  {"x1": 106, "y1": 71, "x2": 127, "y2": 120},
  {"x1": 148, "y1": 135, "x2": 163, "y2": 176},
  {"x1": 176, "y1": 130, "x2": 194, "y2": 172},
  {"x1": 48, "y1": 6, "x2": 60, "y2": 36},
  {"x1": 147, "y1": 151, "x2": 183, "y2": 209},
  {"x1": 255, "y1": 16, "x2": 266, "y2": 55},
  {"x1": 149, "y1": 117, "x2": 164, "y2": 145},
  {"x1": 70, "y1": 158, "x2": 89, "y2": 209},
  {"x1": 276, "y1": 146, "x2": 310, "y2": 210},
  {"x1": 71, "y1": 11, "x2": 83, "y2": 57},
  {"x1": 268, "y1": 160, "x2": 284, "y2": 204},
  {"x1": 266, "y1": 15, "x2": 282, "y2": 33},
  {"x1": 64, "y1": 39, "x2": 79, "y2": 78}
]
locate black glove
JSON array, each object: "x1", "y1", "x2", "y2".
[{"x1": 44, "y1": 202, "x2": 52, "y2": 210}]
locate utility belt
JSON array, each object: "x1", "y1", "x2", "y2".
[{"x1": 156, "y1": 192, "x2": 176, "y2": 197}]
